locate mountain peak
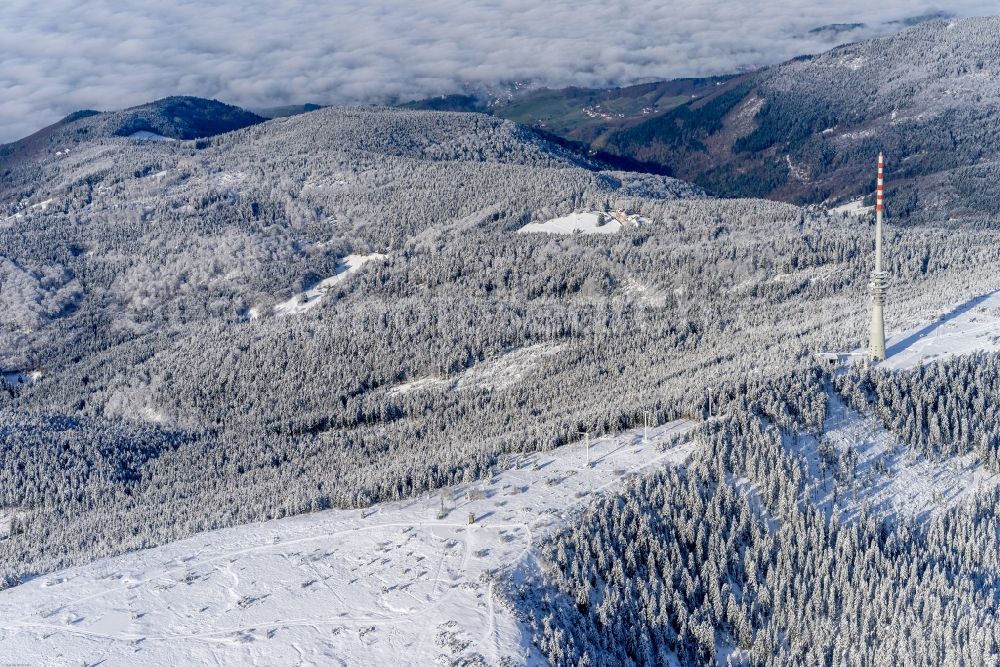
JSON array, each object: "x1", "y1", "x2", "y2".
[{"x1": 103, "y1": 96, "x2": 265, "y2": 140}]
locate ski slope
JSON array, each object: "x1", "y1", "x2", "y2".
[
  {"x1": 0, "y1": 421, "x2": 694, "y2": 666},
  {"x1": 810, "y1": 290, "x2": 1000, "y2": 522}
]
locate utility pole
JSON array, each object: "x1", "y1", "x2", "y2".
[{"x1": 578, "y1": 430, "x2": 591, "y2": 468}]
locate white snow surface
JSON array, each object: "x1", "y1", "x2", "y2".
[
  {"x1": 517, "y1": 210, "x2": 649, "y2": 235},
  {"x1": 829, "y1": 198, "x2": 874, "y2": 216},
  {"x1": 1, "y1": 370, "x2": 42, "y2": 388},
  {"x1": 272, "y1": 253, "x2": 387, "y2": 316},
  {"x1": 0, "y1": 420, "x2": 694, "y2": 666},
  {"x1": 388, "y1": 342, "x2": 565, "y2": 396},
  {"x1": 878, "y1": 289, "x2": 1000, "y2": 370},
  {"x1": 127, "y1": 131, "x2": 176, "y2": 142}
]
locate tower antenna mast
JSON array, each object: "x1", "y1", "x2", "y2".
[{"x1": 869, "y1": 153, "x2": 888, "y2": 361}]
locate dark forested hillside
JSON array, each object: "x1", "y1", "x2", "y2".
[
  {"x1": 405, "y1": 17, "x2": 1000, "y2": 220},
  {"x1": 607, "y1": 16, "x2": 1000, "y2": 216},
  {"x1": 406, "y1": 77, "x2": 737, "y2": 147}
]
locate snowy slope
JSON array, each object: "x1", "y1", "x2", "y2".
[
  {"x1": 127, "y1": 131, "x2": 177, "y2": 142},
  {"x1": 786, "y1": 390, "x2": 1000, "y2": 525},
  {"x1": 517, "y1": 211, "x2": 649, "y2": 235},
  {"x1": 0, "y1": 420, "x2": 694, "y2": 666},
  {"x1": 880, "y1": 289, "x2": 1000, "y2": 370},
  {"x1": 829, "y1": 198, "x2": 874, "y2": 216},
  {"x1": 802, "y1": 290, "x2": 1000, "y2": 522},
  {"x1": 388, "y1": 342, "x2": 565, "y2": 396},
  {"x1": 272, "y1": 253, "x2": 387, "y2": 316}
]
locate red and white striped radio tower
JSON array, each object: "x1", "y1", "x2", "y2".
[{"x1": 868, "y1": 152, "x2": 888, "y2": 361}]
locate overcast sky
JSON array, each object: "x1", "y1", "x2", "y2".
[{"x1": 1, "y1": 1, "x2": 995, "y2": 143}]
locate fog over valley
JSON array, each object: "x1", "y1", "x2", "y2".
[{"x1": 0, "y1": 1, "x2": 992, "y2": 142}]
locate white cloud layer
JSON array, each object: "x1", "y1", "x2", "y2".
[{"x1": 1, "y1": 1, "x2": 995, "y2": 142}]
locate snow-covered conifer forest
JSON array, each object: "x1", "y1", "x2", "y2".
[
  {"x1": 518, "y1": 367, "x2": 1000, "y2": 665},
  {"x1": 7, "y1": 19, "x2": 1000, "y2": 665}
]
